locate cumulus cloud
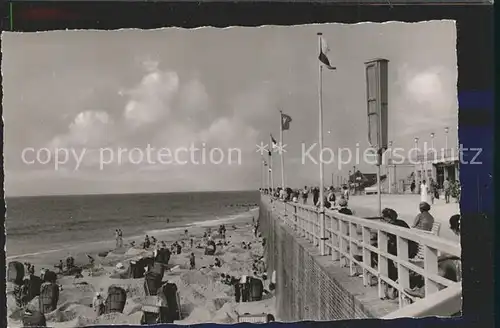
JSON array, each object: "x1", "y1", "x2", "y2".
[
  {"x1": 46, "y1": 59, "x2": 263, "y2": 176},
  {"x1": 392, "y1": 64, "x2": 457, "y2": 136},
  {"x1": 48, "y1": 110, "x2": 113, "y2": 149},
  {"x1": 123, "y1": 70, "x2": 180, "y2": 127},
  {"x1": 179, "y1": 79, "x2": 209, "y2": 115}
]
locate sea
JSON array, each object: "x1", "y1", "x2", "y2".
[{"x1": 5, "y1": 191, "x2": 259, "y2": 257}]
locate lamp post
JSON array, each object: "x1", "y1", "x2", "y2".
[
  {"x1": 414, "y1": 137, "x2": 419, "y2": 188},
  {"x1": 429, "y1": 132, "x2": 435, "y2": 181},
  {"x1": 444, "y1": 127, "x2": 449, "y2": 158},
  {"x1": 388, "y1": 141, "x2": 393, "y2": 194},
  {"x1": 353, "y1": 166, "x2": 356, "y2": 194}
]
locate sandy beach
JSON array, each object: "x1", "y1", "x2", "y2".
[{"x1": 7, "y1": 208, "x2": 275, "y2": 327}]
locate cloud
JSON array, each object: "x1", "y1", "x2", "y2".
[
  {"x1": 392, "y1": 65, "x2": 457, "y2": 136},
  {"x1": 179, "y1": 79, "x2": 209, "y2": 115},
  {"x1": 123, "y1": 70, "x2": 180, "y2": 128},
  {"x1": 48, "y1": 110, "x2": 113, "y2": 149}
]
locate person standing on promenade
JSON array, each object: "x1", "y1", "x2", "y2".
[
  {"x1": 312, "y1": 187, "x2": 320, "y2": 206},
  {"x1": 342, "y1": 185, "x2": 350, "y2": 200},
  {"x1": 412, "y1": 202, "x2": 435, "y2": 231},
  {"x1": 420, "y1": 180, "x2": 428, "y2": 203},
  {"x1": 410, "y1": 180, "x2": 416, "y2": 194},
  {"x1": 443, "y1": 178, "x2": 451, "y2": 203},
  {"x1": 429, "y1": 179, "x2": 436, "y2": 204},
  {"x1": 302, "y1": 186, "x2": 309, "y2": 204}
]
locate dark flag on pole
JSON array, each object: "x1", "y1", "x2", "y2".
[
  {"x1": 271, "y1": 134, "x2": 278, "y2": 147},
  {"x1": 281, "y1": 113, "x2": 292, "y2": 131},
  {"x1": 319, "y1": 36, "x2": 336, "y2": 70}
]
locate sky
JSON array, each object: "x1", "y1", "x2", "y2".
[{"x1": 2, "y1": 21, "x2": 458, "y2": 196}]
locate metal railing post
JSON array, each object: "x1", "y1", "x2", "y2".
[{"x1": 320, "y1": 209, "x2": 326, "y2": 255}]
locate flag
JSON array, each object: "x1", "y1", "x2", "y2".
[
  {"x1": 319, "y1": 36, "x2": 336, "y2": 70},
  {"x1": 271, "y1": 134, "x2": 278, "y2": 148},
  {"x1": 281, "y1": 113, "x2": 292, "y2": 131}
]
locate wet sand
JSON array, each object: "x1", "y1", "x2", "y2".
[{"x1": 7, "y1": 208, "x2": 275, "y2": 327}]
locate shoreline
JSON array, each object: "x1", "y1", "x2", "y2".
[
  {"x1": 7, "y1": 206, "x2": 274, "y2": 327},
  {"x1": 6, "y1": 207, "x2": 259, "y2": 260}
]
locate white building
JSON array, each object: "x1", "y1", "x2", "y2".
[{"x1": 414, "y1": 148, "x2": 459, "y2": 188}]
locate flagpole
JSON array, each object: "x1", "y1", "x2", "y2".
[
  {"x1": 266, "y1": 161, "x2": 270, "y2": 191},
  {"x1": 269, "y1": 136, "x2": 274, "y2": 192},
  {"x1": 280, "y1": 111, "x2": 285, "y2": 190},
  {"x1": 317, "y1": 32, "x2": 326, "y2": 256},
  {"x1": 261, "y1": 156, "x2": 264, "y2": 191}
]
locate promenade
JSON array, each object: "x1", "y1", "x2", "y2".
[
  {"x1": 347, "y1": 194, "x2": 460, "y2": 243},
  {"x1": 261, "y1": 194, "x2": 462, "y2": 320}
]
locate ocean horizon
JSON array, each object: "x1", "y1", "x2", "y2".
[{"x1": 5, "y1": 190, "x2": 259, "y2": 257}]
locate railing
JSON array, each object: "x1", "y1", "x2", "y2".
[{"x1": 263, "y1": 194, "x2": 461, "y2": 317}]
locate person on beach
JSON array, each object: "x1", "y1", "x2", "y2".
[
  {"x1": 444, "y1": 178, "x2": 451, "y2": 203},
  {"x1": 214, "y1": 258, "x2": 221, "y2": 267},
  {"x1": 93, "y1": 292, "x2": 105, "y2": 316},
  {"x1": 302, "y1": 186, "x2": 309, "y2": 204},
  {"x1": 86, "y1": 254, "x2": 95, "y2": 276},
  {"x1": 240, "y1": 276, "x2": 250, "y2": 302},
  {"x1": 190, "y1": 238, "x2": 194, "y2": 249},
  {"x1": 54, "y1": 260, "x2": 64, "y2": 274},
  {"x1": 28, "y1": 264, "x2": 35, "y2": 275},
  {"x1": 40, "y1": 268, "x2": 47, "y2": 281},
  {"x1": 412, "y1": 202, "x2": 435, "y2": 232},
  {"x1": 420, "y1": 180, "x2": 428, "y2": 203},
  {"x1": 115, "y1": 229, "x2": 120, "y2": 248},
  {"x1": 189, "y1": 253, "x2": 196, "y2": 270},
  {"x1": 144, "y1": 235, "x2": 151, "y2": 249},
  {"x1": 118, "y1": 229, "x2": 123, "y2": 247},
  {"x1": 233, "y1": 279, "x2": 242, "y2": 302}
]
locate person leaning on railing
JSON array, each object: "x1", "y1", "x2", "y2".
[{"x1": 381, "y1": 209, "x2": 419, "y2": 284}]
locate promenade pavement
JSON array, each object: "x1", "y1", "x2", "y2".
[{"x1": 347, "y1": 194, "x2": 460, "y2": 243}]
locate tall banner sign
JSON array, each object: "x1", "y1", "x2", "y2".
[{"x1": 365, "y1": 58, "x2": 389, "y2": 164}]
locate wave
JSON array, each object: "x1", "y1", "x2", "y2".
[
  {"x1": 6, "y1": 207, "x2": 258, "y2": 261},
  {"x1": 144, "y1": 207, "x2": 258, "y2": 236}
]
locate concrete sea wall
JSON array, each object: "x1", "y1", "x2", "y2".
[{"x1": 259, "y1": 199, "x2": 374, "y2": 321}]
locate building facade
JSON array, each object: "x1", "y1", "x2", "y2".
[{"x1": 414, "y1": 148, "x2": 459, "y2": 188}]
